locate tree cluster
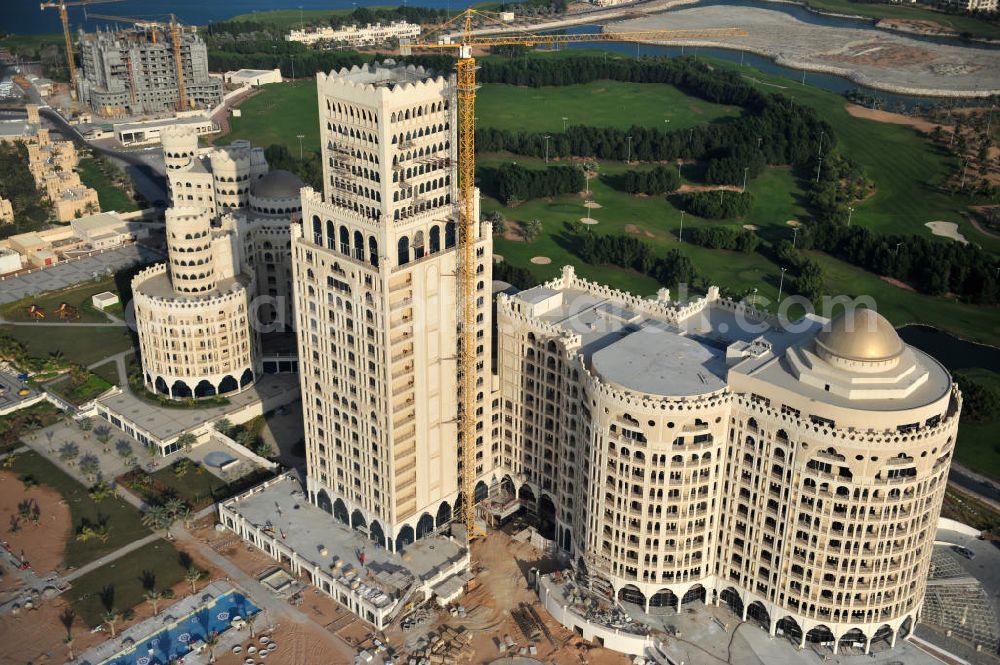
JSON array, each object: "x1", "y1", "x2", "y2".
[
  {"x1": 489, "y1": 163, "x2": 584, "y2": 205},
  {"x1": 263, "y1": 144, "x2": 322, "y2": 190},
  {"x1": 953, "y1": 371, "x2": 1000, "y2": 422},
  {"x1": 803, "y1": 149, "x2": 873, "y2": 225},
  {"x1": 773, "y1": 240, "x2": 825, "y2": 303},
  {"x1": 576, "y1": 230, "x2": 698, "y2": 289},
  {"x1": 806, "y1": 224, "x2": 1000, "y2": 304},
  {"x1": 622, "y1": 166, "x2": 680, "y2": 195},
  {"x1": 0, "y1": 142, "x2": 50, "y2": 238},
  {"x1": 493, "y1": 260, "x2": 539, "y2": 290},
  {"x1": 685, "y1": 226, "x2": 759, "y2": 254},
  {"x1": 676, "y1": 191, "x2": 754, "y2": 219}
]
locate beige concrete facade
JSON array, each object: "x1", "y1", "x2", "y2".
[
  {"x1": 132, "y1": 204, "x2": 259, "y2": 400},
  {"x1": 0, "y1": 197, "x2": 13, "y2": 224},
  {"x1": 293, "y1": 62, "x2": 493, "y2": 553},
  {"x1": 494, "y1": 266, "x2": 960, "y2": 654}
]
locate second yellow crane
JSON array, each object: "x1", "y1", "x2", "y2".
[
  {"x1": 401, "y1": 8, "x2": 746, "y2": 542},
  {"x1": 39, "y1": 0, "x2": 125, "y2": 96}
]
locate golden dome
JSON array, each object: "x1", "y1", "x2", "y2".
[{"x1": 816, "y1": 309, "x2": 903, "y2": 363}]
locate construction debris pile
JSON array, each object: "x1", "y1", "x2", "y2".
[
  {"x1": 550, "y1": 570, "x2": 648, "y2": 636},
  {"x1": 405, "y1": 624, "x2": 474, "y2": 665}
]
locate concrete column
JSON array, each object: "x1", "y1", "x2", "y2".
[
  {"x1": 741, "y1": 605, "x2": 748, "y2": 622},
  {"x1": 799, "y1": 632, "x2": 806, "y2": 650},
  {"x1": 890, "y1": 630, "x2": 897, "y2": 648},
  {"x1": 769, "y1": 619, "x2": 777, "y2": 637},
  {"x1": 644, "y1": 597, "x2": 651, "y2": 614},
  {"x1": 832, "y1": 637, "x2": 839, "y2": 655},
  {"x1": 864, "y1": 637, "x2": 871, "y2": 655},
  {"x1": 677, "y1": 595, "x2": 683, "y2": 613}
]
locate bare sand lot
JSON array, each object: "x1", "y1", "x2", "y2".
[{"x1": 609, "y1": 5, "x2": 1000, "y2": 96}]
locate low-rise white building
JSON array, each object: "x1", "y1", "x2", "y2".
[
  {"x1": 0, "y1": 247, "x2": 23, "y2": 275},
  {"x1": 224, "y1": 68, "x2": 283, "y2": 87},
  {"x1": 114, "y1": 115, "x2": 218, "y2": 147},
  {"x1": 286, "y1": 21, "x2": 421, "y2": 47},
  {"x1": 91, "y1": 291, "x2": 120, "y2": 310}
]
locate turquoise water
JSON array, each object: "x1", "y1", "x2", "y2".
[{"x1": 101, "y1": 592, "x2": 260, "y2": 665}]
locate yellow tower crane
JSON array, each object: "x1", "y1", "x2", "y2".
[
  {"x1": 39, "y1": 0, "x2": 125, "y2": 97},
  {"x1": 170, "y1": 14, "x2": 187, "y2": 112},
  {"x1": 400, "y1": 8, "x2": 746, "y2": 542}
]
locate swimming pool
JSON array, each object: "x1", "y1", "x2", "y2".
[{"x1": 100, "y1": 591, "x2": 260, "y2": 665}]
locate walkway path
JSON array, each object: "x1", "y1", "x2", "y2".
[
  {"x1": 0, "y1": 319, "x2": 126, "y2": 327},
  {"x1": 61, "y1": 532, "x2": 162, "y2": 583},
  {"x1": 87, "y1": 349, "x2": 134, "y2": 385},
  {"x1": 172, "y1": 528, "x2": 357, "y2": 664}
]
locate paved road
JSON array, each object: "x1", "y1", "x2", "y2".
[
  {"x1": 949, "y1": 463, "x2": 1000, "y2": 511},
  {"x1": 87, "y1": 349, "x2": 134, "y2": 385},
  {"x1": 172, "y1": 528, "x2": 357, "y2": 664}
]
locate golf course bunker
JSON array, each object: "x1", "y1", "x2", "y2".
[
  {"x1": 493, "y1": 254, "x2": 504, "y2": 263},
  {"x1": 925, "y1": 221, "x2": 968, "y2": 244},
  {"x1": 743, "y1": 224, "x2": 760, "y2": 231},
  {"x1": 530, "y1": 256, "x2": 553, "y2": 265},
  {"x1": 584, "y1": 201, "x2": 602, "y2": 209},
  {"x1": 580, "y1": 217, "x2": 599, "y2": 225}
]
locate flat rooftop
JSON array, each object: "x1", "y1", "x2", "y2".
[
  {"x1": 226, "y1": 475, "x2": 467, "y2": 592},
  {"x1": 98, "y1": 373, "x2": 299, "y2": 442},
  {"x1": 114, "y1": 115, "x2": 214, "y2": 132}
]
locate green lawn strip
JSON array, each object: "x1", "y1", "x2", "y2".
[
  {"x1": 945, "y1": 368, "x2": 1000, "y2": 481},
  {"x1": 222, "y1": 7, "x2": 380, "y2": 29},
  {"x1": 91, "y1": 360, "x2": 123, "y2": 386},
  {"x1": 46, "y1": 372, "x2": 114, "y2": 406},
  {"x1": 64, "y1": 538, "x2": 186, "y2": 628},
  {"x1": 76, "y1": 158, "x2": 138, "y2": 213},
  {"x1": 226, "y1": 80, "x2": 321, "y2": 156},
  {"x1": 801, "y1": 0, "x2": 1000, "y2": 40},
  {"x1": 0, "y1": 401, "x2": 64, "y2": 454},
  {"x1": 475, "y1": 80, "x2": 741, "y2": 133},
  {"x1": 8, "y1": 450, "x2": 150, "y2": 569},
  {"x1": 807, "y1": 252, "x2": 1000, "y2": 345},
  {"x1": 0, "y1": 325, "x2": 135, "y2": 368},
  {"x1": 0, "y1": 275, "x2": 119, "y2": 323},
  {"x1": 121, "y1": 461, "x2": 275, "y2": 511}
]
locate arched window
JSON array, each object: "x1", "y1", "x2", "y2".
[
  {"x1": 413, "y1": 231, "x2": 425, "y2": 260},
  {"x1": 312, "y1": 216, "x2": 322, "y2": 244},
  {"x1": 445, "y1": 221, "x2": 456, "y2": 249},
  {"x1": 369, "y1": 236, "x2": 379, "y2": 267},
  {"x1": 325, "y1": 220, "x2": 335, "y2": 249},
  {"x1": 353, "y1": 230, "x2": 364, "y2": 261},
  {"x1": 339, "y1": 226, "x2": 350, "y2": 255},
  {"x1": 398, "y1": 236, "x2": 410, "y2": 266},
  {"x1": 429, "y1": 225, "x2": 441, "y2": 253}
]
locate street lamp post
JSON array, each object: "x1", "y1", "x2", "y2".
[
  {"x1": 895, "y1": 242, "x2": 903, "y2": 255},
  {"x1": 792, "y1": 226, "x2": 799, "y2": 248},
  {"x1": 742, "y1": 167, "x2": 749, "y2": 193},
  {"x1": 562, "y1": 116, "x2": 568, "y2": 132},
  {"x1": 847, "y1": 206, "x2": 854, "y2": 227},
  {"x1": 626, "y1": 135, "x2": 632, "y2": 164},
  {"x1": 543, "y1": 135, "x2": 551, "y2": 164},
  {"x1": 815, "y1": 130, "x2": 825, "y2": 184},
  {"x1": 679, "y1": 211, "x2": 685, "y2": 243},
  {"x1": 296, "y1": 134, "x2": 305, "y2": 161},
  {"x1": 777, "y1": 267, "x2": 787, "y2": 303}
]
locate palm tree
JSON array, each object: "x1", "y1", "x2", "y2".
[
  {"x1": 205, "y1": 630, "x2": 220, "y2": 663},
  {"x1": 144, "y1": 589, "x2": 163, "y2": 616},
  {"x1": 64, "y1": 635, "x2": 75, "y2": 661},
  {"x1": 141, "y1": 505, "x2": 174, "y2": 535},
  {"x1": 185, "y1": 566, "x2": 203, "y2": 594},
  {"x1": 103, "y1": 609, "x2": 120, "y2": 637},
  {"x1": 245, "y1": 611, "x2": 258, "y2": 638},
  {"x1": 176, "y1": 432, "x2": 197, "y2": 452}
]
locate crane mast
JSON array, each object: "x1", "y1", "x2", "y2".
[
  {"x1": 39, "y1": 0, "x2": 126, "y2": 98},
  {"x1": 403, "y1": 9, "x2": 747, "y2": 543}
]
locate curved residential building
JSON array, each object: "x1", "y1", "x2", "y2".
[
  {"x1": 495, "y1": 266, "x2": 960, "y2": 656},
  {"x1": 133, "y1": 205, "x2": 259, "y2": 400}
]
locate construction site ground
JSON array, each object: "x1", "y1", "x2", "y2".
[{"x1": 383, "y1": 526, "x2": 631, "y2": 665}]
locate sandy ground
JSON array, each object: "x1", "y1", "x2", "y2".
[
  {"x1": 677, "y1": 183, "x2": 741, "y2": 194},
  {"x1": 880, "y1": 275, "x2": 917, "y2": 292},
  {"x1": 385, "y1": 530, "x2": 630, "y2": 665},
  {"x1": 876, "y1": 18, "x2": 960, "y2": 37},
  {"x1": 743, "y1": 224, "x2": 760, "y2": 231},
  {"x1": 580, "y1": 217, "x2": 600, "y2": 225},
  {"x1": 611, "y1": 5, "x2": 1000, "y2": 95},
  {"x1": 786, "y1": 220, "x2": 802, "y2": 227},
  {"x1": 503, "y1": 221, "x2": 527, "y2": 243},
  {"x1": 925, "y1": 221, "x2": 968, "y2": 244},
  {"x1": 0, "y1": 469, "x2": 71, "y2": 576},
  {"x1": 845, "y1": 104, "x2": 943, "y2": 133},
  {"x1": 530, "y1": 256, "x2": 553, "y2": 265},
  {"x1": 494, "y1": 254, "x2": 505, "y2": 263},
  {"x1": 625, "y1": 224, "x2": 656, "y2": 238},
  {"x1": 0, "y1": 596, "x2": 107, "y2": 664}
]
